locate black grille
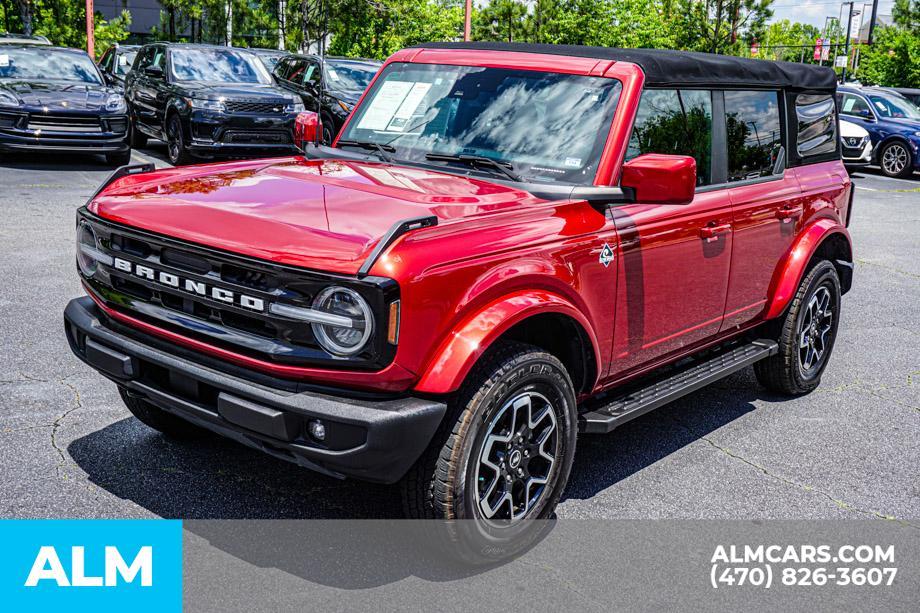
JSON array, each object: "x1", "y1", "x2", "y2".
[
  {"x1": 28, "y1": 114, "x2": 101, "y2": 132},
  {"x1": 78, "y1": 213, "x2": 397, "y2": 370},
  {"x1": 224, "y1": 100, "x2": 287, "y2": 114},
  {"x1": 222, "y1": 130, "x2": 291, "y2": 145}
]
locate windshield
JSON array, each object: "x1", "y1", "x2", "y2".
[
  {"x1": 257, "y1": 53, "x2": 285, "y2": 72},
  {"x1": 867, "y1": 92, "x2": 920, "y2": 119},
  {"x1": 338, "y1": 63, "x2": 621, "y2": 185},
  {"x1": 0, "y1": 48, "x2": 101, "y2": 84},
  {"x1": 170, "y1": 48, "x2": 272, "y2": 84},
  {"x1": 325, "y1": 61, "x2": 379, "y2": 92},
  {"x1": 115, "y1": 50, "x2": 137, "y2": 76}
]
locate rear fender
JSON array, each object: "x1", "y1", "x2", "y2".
[
  {"x1": 413, "y1": 290, "x2": 600, "y2": 395},
  {"x1": 764, "y1": 219, "x2": 852, "y2": 320}
]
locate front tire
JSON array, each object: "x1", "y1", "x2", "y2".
[
  {"x1": 402, "y1": 341, "x2": 577, "y2": 561},
  {"x1": 879, "y1": 141, "x2": 913, "y2": 178},
  {"x1": 754, "y1": 260, "x2": 841, "y2": 395},
  {"x1": 165, "y1": 113, "x2": 192, "y2": 165},
  {"x1": 119, "y1": 388, "x2": 210, "y2": 440}
]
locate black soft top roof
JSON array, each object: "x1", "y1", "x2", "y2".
[{"x1": 411, "y1": 42, "x2": 837, "y2": 92}]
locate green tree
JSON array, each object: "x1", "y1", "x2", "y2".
[{"x1": 855, "y1": 25, "x2": 920, "y2": 87}]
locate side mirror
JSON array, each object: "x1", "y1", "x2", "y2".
[
  {"x1": 294, "y1": 111, "x2": 323, "y2": 150},
  {"x1": 144, "y1": 65, "x2": 164, "y2": 79},
  {"x1": 621, "y1": 154, "x2": 696, "y2": 205},
  {"x1": 856, "y1": 108, "x2": 873, "y2": 120}
]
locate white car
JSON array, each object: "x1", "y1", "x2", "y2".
[{"x1": 840, "y1": 119, "x2": 873, "y2": 168}]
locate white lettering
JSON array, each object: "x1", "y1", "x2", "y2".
[
  {"x1": 135, "y1": 265, "x2": 155, "y2": 280},
  {"x1": 24, "y1": 546, "x2": 70, "y2": 587},
  {"x1": 240, "y1": 295, "x2": 264, "y2": 311},
  {"x1": 71, "y1": 546, "x2": 103, "y2": 587},
  {"x1": 212, "y1": 287, "x2": 233, "y2": 303},
  {"x1": 105, "y1": 546, "x2": 153, "y2": 586},
  {"x1": 114, "y1": 257, "x2": 132, "y2": 272},
  {"x1": 158, "y1": 272, "x2": 179, "y2": 287},
  {"x1": 184, "y1": 279, "x2": 206, "y2": 296}
]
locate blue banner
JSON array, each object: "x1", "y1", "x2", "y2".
[{"x1": 0, "y1": 520, "x2": 182, "y2": 613}]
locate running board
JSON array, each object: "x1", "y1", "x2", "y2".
[{"x1": 579, "y1": 339, "x2": 778, "y2": 434}]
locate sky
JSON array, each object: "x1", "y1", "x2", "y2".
[{"x1": 769, "y1": 0, "x2": 895, "y2": 29}]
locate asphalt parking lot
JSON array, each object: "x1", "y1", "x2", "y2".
[{"x1": 0, "y1": 150, "x2": 917, "y2": 522}]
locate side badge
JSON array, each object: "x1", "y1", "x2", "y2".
[{"x1": 599, "y1": 243, "x2": 615, "y2": 268}]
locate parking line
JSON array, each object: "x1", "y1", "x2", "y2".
[{"x1": 131, "y1": 149, "x2": 172, "y2": 169}]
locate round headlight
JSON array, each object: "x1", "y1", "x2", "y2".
[
  {"x1": 76, "y1": 221, "x2": 99, "y2": 277},
  {"x1": 311, "y1": 286, "x2": 374, "y2": 356}
]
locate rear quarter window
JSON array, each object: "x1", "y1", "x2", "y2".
[{"x1": 795, "y1": 93, "x2": 837, "y2": 159}]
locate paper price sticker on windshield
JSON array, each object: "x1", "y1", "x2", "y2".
[
  {"x1": 357, "y1": 80, "x2": 431, "y2": 132},
  {"x1": 0, "y1": 55, "x2": 9, "y2": 68}
]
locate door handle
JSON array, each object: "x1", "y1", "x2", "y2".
[
  {"x1": 776, "y1": 205, "x2": 803, "y2": 221},
  {"x1": 700, "y1": 223, "x2": 731, "y2": 241}
]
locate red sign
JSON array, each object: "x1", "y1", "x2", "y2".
[
  {"x1": 813, "y1": 37, "x2": 822, "y2": 61},
  {"x1": 750, "y1": 42, "x2": 760, "y2": 56}
]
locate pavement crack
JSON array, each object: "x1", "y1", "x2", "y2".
[
  {"x1": 50, "y1": 378, "x2": 84, "y2": 478},
  {"x1": 855, "y1": 258, "x2": 920, "y2": 280},
  {"x1": 673, "y1": 419, "x2": 919, "y2": 528}
]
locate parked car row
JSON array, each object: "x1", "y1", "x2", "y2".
[
  {"x1": 95, "y1": 42, "x2": 381, "y2": 165},
  {"x1": 0, "y1": 38, "x2": 381, "y2": 166}
]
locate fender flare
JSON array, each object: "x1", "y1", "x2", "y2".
[
  {"x1": 764, "y1": 218, "x2": 852, "y2": 320},
  {"x1": 413, "y1": 290, "x2": 601, "y2": 395}
]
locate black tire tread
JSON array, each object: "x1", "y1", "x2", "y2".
[
  {"x1": 754, "y1": 260, "x2": 840, "y2": 395},
  {"x1": 402, "y1": 341, "x2": 571, "y2": 520}
]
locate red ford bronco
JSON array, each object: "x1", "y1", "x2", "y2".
[{"x1": 65, "y1": 43, "x2": 853, "y2": 528}]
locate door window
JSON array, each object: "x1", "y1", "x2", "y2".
[
  {"x1": 838, "y1": 93, "x2": 872, "y2": 118},
  {"x1": 304, "y1": 61, "x2": 322, "y2": 88},
  {"x1": 724, "y1": 90, "x2": 783, "y2": 182},
  {"x1": 626, "y1": 89, "x2": 713, "y2": 186}
]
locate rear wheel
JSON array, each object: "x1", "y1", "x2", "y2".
[
  {"x1": 879, "y1": 141, "x2": 913, "y2": 178},
  {"x1": 119, "y1": 388, "x2": 210, "y2": 440},
  {"x1": 402, "y1": 341, "x2": 577, "y2": 562},
  {"x1": 754, "y1": 260, "x2": 841, "y2": 395},
  {"x1": 165, "y1": 113, "x2": 192, "y2": 165}
]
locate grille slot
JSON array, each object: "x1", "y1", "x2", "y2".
[
  {"x1": 28, "y1": 114, "x2": 101, "y2": 132},
  {"x1": 224, "y1": 101, "x2": 287, "y2": 114},
  {"x1": 222, "y1": 130, "x2": 291, "y2": 145}
]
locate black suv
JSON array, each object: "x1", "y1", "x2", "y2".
[
  {"x1": 273, "y1": 54, "x2": 381, "y2": 143},
  {"x1": 0, "y1": 45, "x2": 130, "y2": 164},
  {"x1": 97, "y1": 44, "x2": 140, "y2": 91},
  {"x1": 125, "y1": 43, "x2": 304, "y2": 164}
]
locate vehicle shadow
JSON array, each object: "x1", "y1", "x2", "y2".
[
  {"x1": 67, "y1": 369, "x2": 777, "y2": 520},
  {"x1": 0, "y1": 151, "x2": 114, "y2": 170},
  {"x1": 67, "y1": 368, "x2": 780, "y2": 588}
]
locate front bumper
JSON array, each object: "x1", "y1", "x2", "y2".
[
  {"x1": 842, "y1": 141, "x2": 872, "y2": 167},
  {"x1": 0, "y1": 111, "x2": 128, "y2": 153},
  {"x1": 186, "y1": 109, "x2": 299, "y2": 157},
  {"x1": 64, "y1": 296, "x2": 446, "y2": 483}
]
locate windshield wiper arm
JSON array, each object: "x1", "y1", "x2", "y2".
[
  {"x1": 336, "y1": 139, "x2": 395, "y2": 163},
  {"x1": 425, "y1": 153, "x2": 522, "y2": 182}
]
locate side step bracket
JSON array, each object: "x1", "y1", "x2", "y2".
[{"x1": 579, "y1": 339, "x2": 778, "y2": 434}]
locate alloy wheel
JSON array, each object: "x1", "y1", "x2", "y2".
[
  {"x1": 882, "y1": 143, "x2": 909, "y2": 176},
  {"x1": 475, "y1": 391, "x2": 559, "y2": 524},
  {"x1": 798, "y1": 285, "x2": 834, "y2": 376},
  {"x1": 166, "y1": 118, "x2": 182, "y2": 163}
]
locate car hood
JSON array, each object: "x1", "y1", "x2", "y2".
[
  {"x1": 839, "y1": 120, "x2": 869, "y2": 138},
  {"x1": 0, "y1": 80, "x2": 117, "y2": 110},
  {"x1": 178, "y1": 82, "x2": 294, "y2": 102},
  {"x1": 328, "y1": 89, "x2": 363, "y2": 105},
  {"x1": 877, "y1": 116, "x2": 920, "y2": 131},
  {"x1": 88, "y1": 157, "x2": 544, "y2": 275}
]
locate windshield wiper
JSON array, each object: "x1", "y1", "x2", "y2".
[
  {"x1": 425, "y1": 153, "x2": 522, "y2": 182},
  {"x1": 336, "y1": 139, "x2": 395, "y2": 163}
]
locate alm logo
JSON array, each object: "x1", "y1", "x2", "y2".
[{"x1": 24, "y1": 545, "x2": 153, "y2": 587}]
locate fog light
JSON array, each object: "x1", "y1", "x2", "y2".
[{"x1": 308, "y1": 420, "x2": 326, "y2": 441}]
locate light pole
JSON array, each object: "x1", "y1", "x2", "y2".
[{"x1": 85, "y1": 0, "x2": 94, "y2": 57}]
